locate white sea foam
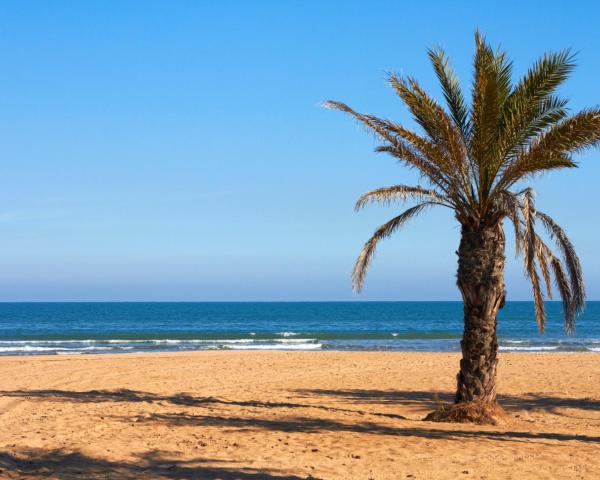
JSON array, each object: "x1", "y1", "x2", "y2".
[
  {"x1": 147, "y1": 339, "x2": 310, "y2": 345},
  {"x1": 0, "y1": 338, "x2": 318, "y2": 349},
  {"x1": 2, "y1": 334, "x2": 599, "y2": 355},
  {"x1": 0, "y1": 345, "x2": 132, "y2": 353},
  {"x1": 273, "y1": 338, "x2": 317, "y2": 343},
  {"x1": 105, "y1": 339, "x2": 258, "y2": 345},
  {"x1": 0, "y1": 340, "x2": 96, "y2": 345},
  {"x1": 0, "y1": 346, "x2": 66, "y2": 352},
  {"x1": 499, "y1": 346, "x2": 558, "y2": 351},
  {"x1": 227, "y1": 343, "x2": 322, "y2": 350},
  {"x1": 277, "y1": 331, "x2": 298, "y2": 337}
]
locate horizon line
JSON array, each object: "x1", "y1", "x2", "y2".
[{"x1": 0, "y1": 300, "x2": 597, "y2": 304}]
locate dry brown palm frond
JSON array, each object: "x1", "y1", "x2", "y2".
[
  {"x1": 522, "y1": 188, "x2": 546, "y2": 330},
  {"x1": 387, "y1": 74, "x2": 472, "y2": 196},
  {"x1": 365, "y1": 115, "x2": 451, "y2": 169},
  {"x1": 505, "y1": 188, "x2": 581, "y2": 332},
  {"x1": 535, "y1": 210, "x2": 585, "y2": 314},
  {"x1": 494, "y1": 154, "x2": 576, "y2": 194},
  {"x1": 323, "y1": 101, "x2": 455, "y2": 196},
  {"x1": 496, "y1": 190, "x2": 523, "y2": 256},
  {"x1": 352, "y1": 202, "x2": 433, "y2": 293},
  {"x1": 536, "y1": 237, "x2": 576, "y2": 333},
  {"x1": 551, "y1": 257, "x2": 576, "y2": 334},
  {"x1": 364, "y1": 114, "x2": 464, "y2": 189},
  {"x1": 354, "y1": 185, "x2": 449, "y2": 211},
  {"x1": 387, "y1": 74, "x2": 453, "y2": 145},
  {"x1": 372, "y1": 144, "x2": 461, "y2": 207},
  {"x1": 365, "y1": 112, "x2": 472, "y2": 204},
  {"x1": 534, "y1": 234, "x2": 553, "y2": 298}
]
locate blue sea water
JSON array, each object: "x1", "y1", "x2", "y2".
[{"x1": 0, "y1": 302, "x2": 599, "y2": 355}]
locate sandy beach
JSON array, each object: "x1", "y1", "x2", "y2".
[{"x1": 0, "y1": 351, "x2": 598, "y2": 479}]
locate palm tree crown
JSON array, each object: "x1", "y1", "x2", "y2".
[{"x1": 326, "y1": 32, "x2": 600, "y2": 333}]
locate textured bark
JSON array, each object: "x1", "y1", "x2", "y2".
[{"x1": 455, "y1": 219, "x2": 506, "y2": 404}]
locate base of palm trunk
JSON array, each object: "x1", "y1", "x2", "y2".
[{"x1": 423, "y1": 400, "x2": 508, "y2": 425}]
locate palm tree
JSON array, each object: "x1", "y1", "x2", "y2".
[{"x1": 326, "y1": 32, "x2": 600, "y2": 423}]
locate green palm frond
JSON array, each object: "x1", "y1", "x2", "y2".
[
  {"x1": 470, "y1": 32, "x2": 514, "y2": 201},
  {"x1": 495, "y1": 109, "x2": 600, "y2": 191},
  {"x1": 530, "y1": 109, "x2": 600, "y2": 154},
  {"x1": 497, "y1": 49, "x2": 575, "y2": 157},
  {"x1": 428, "y1": 46, "x2": 471, "y2": 139}
]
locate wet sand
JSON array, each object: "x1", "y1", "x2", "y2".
[{"x1": 0, "y1": 351, "x2": 598, "y2": 479}]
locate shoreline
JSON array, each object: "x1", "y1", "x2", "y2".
[
  {"x1": 2, "y1": 349, "x2": 600, "y2": 361},
  {"x1": 1, "y1": 351, "x2": 599, "y2": 479},
  {"x1": 1, "y1": 347, "x2": 600, "y2": 358}
]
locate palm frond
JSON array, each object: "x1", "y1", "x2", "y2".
[
  {"x1": 499, "y1": 95, "x2": 569, "y2": 161},
  {"x1": 497, "y1": 49, "x2": 575, "y2": 159},
  {"x1": 364, "y1": 115, "x2": 454, "y2": 173},
  {"x1": 505, "y1": 49, "x2": 575, "y2": 120},
  {"x1": 387, "y1": 75, "x2": 472, "y2": 191},
  {"x1": 550, "y1": 257, "x2": 576, "y2": 334},
  {"x1": 428, "y1": 46, "x2": 471, "y2": 139},
  {"x1": 470, "y1": 32, "x2": 514, "y2": 201},
  {"x1": 535, "y1": 210, "x2": 585, "y2": 315},
  {"x1": 496, "y1": 190, "x2": 523, "y2": 256},
  {"x1": 352, "y1": 202, "x2": 432, "y2": 292},
  {"x1": 354, "y1": 185, "x2": 449, "y2": 211},
  {"x1": 496, "y1": 154, "x2": 577, "y2": 193},
  {"x1": 522, "y1": 188, "x2": 546, "y2": 330},
  {"x1": 388, "y1": 75, "x2": 450, "y2": 145},
  {"x1": 536, "y1": 237, "x2": 577, "y2": 333},
  {"x1": 530, "y1": 108, "x2": 600, "y2": 155},
  {"x1": 534, "y1": 233, "x2": 553, "y2": 298},
  {"x1": 323, "y1": 101, "x2": 454, "y2": 195},
  {"x1": 373, "y1": 144, "x2": 457, "y2": 201},
  {"x1": 494, "y1": 109, "x2": 600, "y2": 190}
]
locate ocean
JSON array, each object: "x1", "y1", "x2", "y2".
[{"x1": 0, "y1": 301, "x2": 599, "y2": 355}]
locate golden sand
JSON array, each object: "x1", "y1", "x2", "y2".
[{"x1": 0, "y1": 351, "x2": 598, "y2": 479}]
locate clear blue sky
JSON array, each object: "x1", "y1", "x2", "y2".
[{"x1": 1, "y1": 0, "x2": 599, "y2": 301}]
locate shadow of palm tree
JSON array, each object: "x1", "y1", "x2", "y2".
[
  {"x1": 0, "y1": 388, "x2": 406, "y2": 419},
  {"x1": 293, "y1": 388, "x2": 600, "y2": 416},
  {"x1": 3, "y1": 387, "x2": 599, "y2": 446},
  {"x1": 124, "y1": 412, "x2": 600, "y2": 445},
  {"x1": 0, "y1": 448, "x2": 316, "y2": 480}
]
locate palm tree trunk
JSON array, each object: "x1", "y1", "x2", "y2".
[{"x1": 455, "y1": 220, "x2": 506, "y2": 404}]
